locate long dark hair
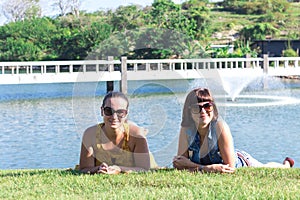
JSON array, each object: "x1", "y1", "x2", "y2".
[{"x1": 181, "y1": 88, "x2": 218, "y2": 127}]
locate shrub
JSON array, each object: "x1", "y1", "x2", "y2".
[{"x1": 282, "y1": 48, "x2": 298, "y2": 57}]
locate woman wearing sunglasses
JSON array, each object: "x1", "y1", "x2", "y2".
[
  {"x1": 79, "y1": 91, "x2": 150, "y2": 174},
  {"x1": 173, "y1": 87, "x2": 294, "y2": 173}
]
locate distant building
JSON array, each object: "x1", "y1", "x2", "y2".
[{"x1": 251, "y1": 40, "x2": 300, "y2": 57}]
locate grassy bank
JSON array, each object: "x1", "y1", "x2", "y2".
[
  {"x1": 1, "y1": 168, "x2": 299, "y2": 199},
  {"x1": 210, "y1": 2, "x2": 300, "y2": 42}
]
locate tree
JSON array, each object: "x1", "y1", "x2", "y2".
[
  {"x1": 150, "y1": 0, "x2": 182, "y2": 29},
  {"x1": 1, "y1": 0, "x2": 41, "y2": 23},
  {"x1": 70, "y1": 0, "x2": 81, "y2": 17},
  {"x1": 0, "y1": 17, "x2": 58, "y2": 61},
  {"x1": 52, "y1": 0, "x2": 81, "y2": 17},
  {"x1": 52, "y1": 17, "x2": 113, "y2": 60},
  {"x1": 109, "y1": 5, "x2": 145, "y2": 31},
  {"x1": 52, "y1": 0, "x2": 70, "y2": 16},
  {"x1": 181, "y1": 0, "x2": 212, "y2": 41}
]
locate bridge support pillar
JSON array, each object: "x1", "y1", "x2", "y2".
[
  {"x1": 246, "y1": 54, "x2": 251, "y2": 68},
  {"x1": 106, "y1": 56, "x2": 114, "y2": 93},
  {"x1": 263, "y1": 54, "x2": 269, "y2": 74},
  {"x1": 263, "y1": 54, "x2": 269, "y2": 89},
  {"x1": 120, "y1": 57, "x2": 128, "y2": 94}
]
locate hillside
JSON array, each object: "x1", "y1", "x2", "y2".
[{"x1": 209, "y1": 2, "x2": 300, "y2": 44}]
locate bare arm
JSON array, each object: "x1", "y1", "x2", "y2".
[
  {"x1": 118, "y1": 123, "x2": 150, "y2": 173},
  {"x1": 176, "y1": 127, "x2": 189, "y2": 158},
  {"x1": 79, "y1": 126, "x2": 99, "y2": 174},
  {"x1": 120, "y1": 137, "x2": 150, "y2": 173},
  {"x1": 216, "y1": 120, "x2": 236, "y2": 168},
  {"x1": 173, "y1": 127, "x2": 199, "y2": 170},
  {"x1": 173, "y1": 126, "x2": 235, "y2": 173}
]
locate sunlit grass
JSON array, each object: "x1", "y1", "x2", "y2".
[{"x1": 1, "y1": 168, "x2": 299, "y2": 199}]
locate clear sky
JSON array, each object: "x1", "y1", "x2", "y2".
[{"x1": 0, "y1": 0, "x2": 183, "y2": 25}]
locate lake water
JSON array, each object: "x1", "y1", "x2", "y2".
[{"x1": 1, "y1": 77, "x2": 300, "y2": 169}]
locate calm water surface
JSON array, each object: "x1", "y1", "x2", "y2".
[{"x1": 0, "y1": 78, "x2": 300, "y2": 169}]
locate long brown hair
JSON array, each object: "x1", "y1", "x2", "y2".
[
  {"x1": 101, "y1": 91, "x2": 129, "y2": 109},
  {"x1": 181, "y1": 88, "x2": 218, "y2": 127}
]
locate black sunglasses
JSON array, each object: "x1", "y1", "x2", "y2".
[
  {"x1": 103, "y1": 107, "x2": 128, "y2": 118},
  {"x1": 189, "y1": 102, "x2": 213, "y2": 114}
]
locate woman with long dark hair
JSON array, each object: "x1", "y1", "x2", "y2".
[{"x1": 173, "y1": 87, "x2": 294, "y2": 173}]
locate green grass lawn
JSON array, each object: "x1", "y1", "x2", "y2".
[{"x1": 1, "y1": 168, "x2": 299, "y2": 199}]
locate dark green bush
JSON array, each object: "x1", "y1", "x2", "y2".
[{"x1": 282, "y1": 48, "x2": 298, "y2": 57}]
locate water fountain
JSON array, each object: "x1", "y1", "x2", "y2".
[
  {"x1": 218, "y1": 68, "x2": 264, "y2": 102},
  {"x1": 209, "y1": 68, "x2": 300, "y2": 107}
]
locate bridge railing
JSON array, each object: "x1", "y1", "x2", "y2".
[
  {"x1": 267, "y1": 57, "x2": 300, "y2": 68},
  {"x1": 263, "y1": 56, "x2": 300, "y2": 76},
  {"x1": 0, "y1": 60, "x2": 121, "y2": 75},
  {"x1": 126, "y1": 57, "x2": 263, "y2": 72},
  {"x1": 6, "y1": 57, "x2": 299, "y2": 75}
]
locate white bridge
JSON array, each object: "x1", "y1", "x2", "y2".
[{"x1": 1, "y1": 55, "x2": 299, "y2": 92}]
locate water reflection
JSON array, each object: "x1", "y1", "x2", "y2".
[{"x1": 0, "y1": 79, "x2": 300, "y2": 169}]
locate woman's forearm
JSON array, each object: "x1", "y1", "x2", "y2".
[
  {"x1": 119, "y1": 166, "x2": 149, "y2": 173},
  {"x1": 80, "y1": 166, "x2": 99, "y2": 174}
]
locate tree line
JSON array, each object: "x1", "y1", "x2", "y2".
[{"x1": 0, "y1": 0, "x2": 299, "y2": 61}]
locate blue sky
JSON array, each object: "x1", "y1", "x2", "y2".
[{"x1": 0, "y1": 0, "x2": 182, "y2": 25}]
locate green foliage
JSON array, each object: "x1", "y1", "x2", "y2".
[
  {"x1": 148, "y1": 0, "x2": 212, "y2": 41},
  {"x1": 109, "y1": 5, "x2": 146, "y2": 31},
  {"x1": 0, "y1": 18, "x2": 57, "y2": 61},
  {"x1": 0, "y1": 37, "x2": 41, "y2": 61},
  {"x1": 0, "y1": 1, "x2": 298, "y2": 61},
  {"x1": 180, "y1": 41, "x2": 211, "y2": 59},
  {"x1": 91, "y1": 30, "x2": 135, "y2": 59},
  {"x1": 232, "y1": 40, "x2": 258, "y2": 58},
  {"x1": 52, "y1": 17, "x2": 113, "y2": 60},
  {"x1": 211, "y1": 46, "x2": 232, "y2": 58},
  {"x1": 23, "y1": 0, "x2": 42, "y2": 20},
  {"x1": 150, "y1": 0, "x2": 186, "y2": 31},
  {"x1": 0, "y1": 16, "x2": 113, "y2": 61},
  {"x1": 182, "y1": 1, "x2": 212, "y2": 40},
  {"x1": 282, "y1": 48, "x2": 298, "y2": 57},
  {"x1": 240, "y1": 23, "x2": 279, "y2": 41},
  {"x1": 222, "y1": 0, "x2": 290, "y2": 15},
  {"x1": 268, "y1": 0, "x2": 290, "y2": 13},
  {"x1": 287, "y1": 31, "x2": 300, "y2": 40},
  {"x1": 210, "y1": 41, "x2": 258, "y2": 58},
  {"x1": 92, "y1": 28, "x2": 194, "y2": 60},
  {"x1": 257, "y1": 11, "x2": 282, "y2": 23}
]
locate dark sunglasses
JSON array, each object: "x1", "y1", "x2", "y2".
[
  {"x1": 189, "y1": 102, "x2": 213, "y2": 114},
  {"x1": 103, "y1": 107, "x2": 128, "y2": 118}
]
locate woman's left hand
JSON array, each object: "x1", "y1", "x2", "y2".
[
  {"x1": 98, "y1": 163, "x2": 122, "y2": 174},
  {"x1": 204, "y1": 164, "x2": 235, "y2": 173}
]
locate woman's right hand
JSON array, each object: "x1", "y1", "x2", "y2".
[
  {"x1": 173, "y1": 155, "x2": 198, "y2": 170},
  {"x1": 203, "y1": 164, "x2": 235, "y2": 173}
]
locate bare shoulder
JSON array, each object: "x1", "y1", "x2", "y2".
[
  {"x1": 82, "y1": 124, "x2": 98, "y2": 140},
  {"x1": 215, "y1": 119, "x2": 231, "y2": 136},
  {"x1": 127, "y1": 121, "x2": 147, "y2": 139},
  {"x1": 216, "y1": 119, "x2": 229, "y2": 129},
  {"x1": 180, "y1": 126, "x2": 189, "y2": 133},
  {"x1": 178, "y1": 126, "x2": 190, "y2": 141}
]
